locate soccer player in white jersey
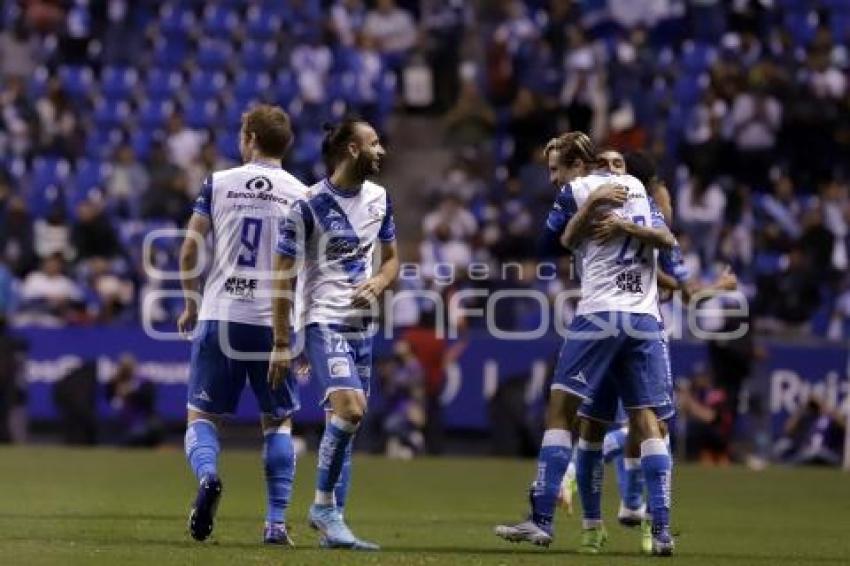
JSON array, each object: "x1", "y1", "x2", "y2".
[
  {"x1": 494, "y1": 132, "x2": 688, "y2": 554},
  {"x1": 177, "y1": 105, "x2": 307, "y2": 546},
  {"x1": 269, "y1": 118, "x2": 399, "y2": 550}
]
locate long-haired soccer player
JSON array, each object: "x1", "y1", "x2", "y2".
[
  {"x1": 269, "y1": 118, "x2": 399, "y2": 550},
  {"x1": 494, "y1": 132, "x2": 689, "y2": 555},
  {"x1": 178, "y1": 105, "x2": 307, "y2": 546}
]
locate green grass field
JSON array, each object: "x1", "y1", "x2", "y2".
[{"x1": 0, "y1": 447, "x2": 848, "y2": 565}]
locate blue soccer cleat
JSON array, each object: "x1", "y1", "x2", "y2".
[
  {"x1": 651, "y1": 523, "x2": 675, "y2": 556},
  {"x1": 263, "y1": 522, "x2": 295, "y2": 547},
  {"x1": 188, "y1": 475, "x2": 222, "y2": 541},
  {"x1": 309, "y1": 503, "x2": 379, "y2": 550}
]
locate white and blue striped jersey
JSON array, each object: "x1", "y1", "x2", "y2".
[
  {"x1": 544, "y1": 171, "x2": 688, "y2": 321},
  {"x1": 194, "y1": 162, "x2": 308, "y2": 327},
  {"x1": 276, "y1": 178, "x2": 396, "y2": 329}
]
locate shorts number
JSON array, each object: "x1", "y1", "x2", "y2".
[
  {"x1": 616, "y1": 215, "x2": 647, "y2": 265},
  {"x1": 237, "y1": 217, "x2": 263, "y2": 267}
]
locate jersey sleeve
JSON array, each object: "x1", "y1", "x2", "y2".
[
  {"x1": 276, "y1": 199, "x2": 314, "y2": 257},
  {"x1": 378, "y1": 193, "x2": 396, "y2": 242},
  {"x1": 538, "y1": 183, "x2": 578, "y2": 255},
  {"x1": 648, "y1": 195, "x2": 667, "y2": 229},
  {"x1": 193, "y1": 176, "x2": 213, "y2": 217},
  {"x1": 658, "y1": 243, "x2": 690, "y2": 284}
]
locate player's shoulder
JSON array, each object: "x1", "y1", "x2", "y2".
[
  {"x1": 269, "y1": 167, "x2": 309, "y2": 195},
  {"x1": 616, "y1": 173, "x2": 647, "y2": 192},
  {"x1": 362, "y1": 179, "x2": 389, "y2": 202}
]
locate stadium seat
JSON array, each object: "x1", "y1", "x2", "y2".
[
  {"x1": 233, "y1": 71, "x2": 272, "y2": 102},
  {"x1": 245, "y1": 6, "x2": 282, "y2": 41},
  {"x1": 28, "y1": 67, "x2": 51, "y2": 99},
  {"x1": 130, "y1": 129, "x2": 162, "y2": 160},
  {"x1": 144, "y1": 69, "x2": 185, "y2": 101},
  {"x1": 216, "y1": 130, "x2": 241, "y2": 162},
  {"x1": 273, "y1": 71, "x2": 300, "y2": 106},
  {"x1": 185, "y1": 100, "x2": 220, "y2": 129},
  {"x1": 85, "y1": 128, "x2": 123, "y2": 160},
  {"x1": 150, "y1": 36, "x2": 191, "y2": 70},
  {"x1": 57, "y1": 66, "x2": 95, "y2": 102},
  {"x1": 92, "y1": 98, "x2": 131, "y2": 130},
  {"x1": 201, "y1": 4, "x2": 240, "y2": 37},
  {"x1": 100, "y1": 67, "x2": 139, "y2": 100},
  {"x1": 138, "y1": 99, "x2": 175, "y2": 129},
  {"x1": 240, "y1": 40, "x2": 278, "y2": 72},
  {"x1": 680, "y1": 41, "x2": 716, "y2": 74},
  {"x1": 158, "y1": 3, "x2": 197, "y2": 38},
  {"x1": 187, "y1": 70, "x2": 227, "y2": 100},
  {"x1": 195, "y1": 39, "x2": 234, "y2": 71}
]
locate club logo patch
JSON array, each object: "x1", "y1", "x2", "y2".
[
  {"x1": 328, "y1": 357, "x2": 351, "y2": 378},
  {"x1": 246, "y1": 175, "x2": 273, "y2": 192}
]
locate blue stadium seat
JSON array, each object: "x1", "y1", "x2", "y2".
[
  {"x1": 273, "y1": 71, "x2": 299, "y2": 106},
  {"x1": 216, "y1": 130, "x2": 241, "y2": 162},
  {"x1": 150, "y1": 36, "x2": 191, "y2": 70},
  {"x1": 130, "y1": 129, "x2": 162, "y2": 160},
  {"x1": 222, "y1": 101, "x2": 245, "y2": 129},
  {"x1": 100, "y1": 66, "x2": 139, "y2": 100},
  {"x1": 245, "y1": 6, "x2": 282, "y2": 41},
  {"x1": 28, "y1": 67, "x2": 51, "y2": 99},
  {"x1": 233, "y1": 71, "x2": 272, "y2": 102},
  {"x1": 93, "y1": 99, "x2": 131, "y2": 130},
  {"x1": 138, "y1": 99, "x2": 175, "y2": 129},
  {"x1": 240, "y1": 40, "x2": 278, "y2": 72},
  {"x1": 784, "y1": 10, "x2": 817, "y2": 46},
  {"x1": 57, "y1": 66, "x2": 95, "y2": 102},
  {"x1": 185, "y1": 100, "x2": 219, "y2": 129},
  {"x1": 144, "y1": 69, "x2": 185, "y2": 101},
  {"x1": 201, "y1": 4, "x2": 239, "y2": 37},
  {"x1": 187, "y1": 70, "x2": 227, "y2": 100},
  {"x1": 27, "y1": 183, "x2": 67, "y2": 219},
  {"x1": 158, "y1": 3, "x2": 197, "y2": 38},
  {"x1": 680, "y1": 41, "x2": 716, "y2": 74},
  {"x1": 674, "y1": 73, "x2": 707, "y2": 108},
  {"x1": 85, "y1": 128, "x2": 123, "y2": 159},
  {"x1": 831, "y1": 13, "x2": 850, "y2": 43},
  {"x1": 196, "y1": 39, "x2": 234, "y2": 71}
]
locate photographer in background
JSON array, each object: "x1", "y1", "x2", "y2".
[
  {"x1": 774, "y1": 394, "x2": 845, "y2": 467},
  {"x1": 105, "y1": 354, "x2": 163, "y2": 448}
]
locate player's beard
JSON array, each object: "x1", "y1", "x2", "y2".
[{"x1": 354, "y1": 152, "x2": 380, "y2": 181}]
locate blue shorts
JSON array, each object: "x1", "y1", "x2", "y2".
[
  {"x1": 553, "y1": 312, "x2": 671, "y2": 414},
  {"x1": 304, "y1": 323, "x2": 373, "y2": 408},
  {"x1": 578, "y1": 336, "x2": 676, "y2": 424},
  {"x1": 187, "y1": 320, "x2": 300, "y2": 419}
]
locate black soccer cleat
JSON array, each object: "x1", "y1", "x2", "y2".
[{"x1": 188, "y1": 475, "x2": 223, "y2": 541}]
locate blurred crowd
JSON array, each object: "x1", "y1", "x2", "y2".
[{"x1": 1, "y1": 0, "x2": 850, "y2": 342}]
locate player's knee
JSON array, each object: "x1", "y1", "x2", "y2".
[
  {"x1": 579, "y1": 418, "x2": 606, "y2": 443},
  {"x1": 628, "y1": 408, "x2": 661, "y2": 440}
]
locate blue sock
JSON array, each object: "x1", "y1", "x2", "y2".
[
  {"x1": 185, "y1": 420, "x2": 219, "y2": 482},
  {"x1": 623, "y1": 458, "x2": 646, "y2": 511},
  {"x1": 315, "y1": 416, "x2": 358, "y2": 505},
  {"x1": 530, "y1": 429, "x2": 572, "y2": 530},
  {"x1": 334, "y1": 444, "x2": 353, "y2": 514},
  {"x1": 641, "y1": 438, "x2": 672, "y2": 528},
  {"x1": 603, "y1": 429, "x2": 627, "y2": 505},
  {"x1": 576, "y1": 439, "x2": 604, "y2": 528},
  {"x1": 263, "y1": 429, "x2": 296, "y2": 524}
]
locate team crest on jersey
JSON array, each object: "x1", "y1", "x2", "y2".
[
  {"x1": 224, "y1": 276, "x2": 258, "y2": 299},
  {"x1": 246, "y1": 175, "x2": 273, "y2": 192},
  {"x1": 367, "y1": 204, "x2": 383, "y2": 220},
  {"x1": 328, "y1": 357, "x2": 351, "y2": 378}
]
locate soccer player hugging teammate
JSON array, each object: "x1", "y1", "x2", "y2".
[
  {"x1": 269, "y1": 119, "x2": 399, "y2": 550},
  {"x1": 178, "y1": 105, "x2": 308, "y2": 545},
  {"x1": 495, "y1": 132, "x2": 692, "y2": 555}
]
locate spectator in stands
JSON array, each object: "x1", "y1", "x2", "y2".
[
  {"x1": 0, "y1": 314, "x2": 28, "y2": 443},
  {"x1": 493, "y1": 0, "x2": 537, "y2": 56},
  {"x1": 443, "y1": 74, "x2": 496, "y2": 148},
  {"x1": 798, "y1": 203, "x2": 835, "y2": 282},
  {"x1": 421, "y1": 0, "x2": 470, "y2": 112},
  {"x1": 378, "y1": 340, "x2": 426, "y2": 459},
  {"x1": 0, "y1": 75, "x2": 38, "y2": 157},
  {"x1": 819, "y1": 180, "x2": 849, "y2": 272},
  {"x1": 677, "y1": 175, "x2": 727, "y2": 267},
  {"x1": 33, "y1": 209, "x2": 71, "y2": 261},
  {"x1": 560, "y1": 26, "x2": 604, "y2": 136},
  {"x1": 0, "y1": 196, "x2": 37, "y2": 277},
  {"x1": 18, "y1": 253, "x2": 83, "y2": 326},
  {"x1": 105, "y1": 354, "x2": 163, "y2": 447},
  {"x1": 81, "y1": 257, "x2": 134, "y2": 323},
  {"x1": 678, "y1": 363, "x2": 734, "y2": 465},
  {"x1": 364, "y1": 0, "x2": 418, "y2": 73},
  {"x1": 774, "y1": 394, "x2": 845, "y2": 466},
  {"x1": 187, "y1": 140, "x2": 233, "y2": 197},
  {"x1": 508, "y1": 87, "x2": 554, "y2": 174},
  {"x1": 329, "y1": 0, "x2": 367, "y2": 48},
  {"x1": 683, "y1": 89, "x2": 727, "y2": 180},
  {"x1": 164, "y1": 111, "x2": 203, "y2": 169},
  {"x1": 35, "y1": 78, "x2": 79, "y2": 158},
  {"x1": 71, "y1": 201, "x2": 121, "y2": 261},
  {"x1": 0, "y1": 19, "x2": 39, "y2": 80},
  {"x1": 142, "y1": 141, "x2": 191, "y2": 223},
  {"x1": 56, "y1": 0, "x2": 94, "y2": 65},
  {"x1": 756, "y1": 245, "x2": 821, "y2": 336},
  {"x1": 729, "y1": 83, "x2": 782, "y2": 190},
  {"x1": 291, "y1": 30, "x2": 333, "y2": 105},
  {"x1": 105, "y1": 144, "x2": 148, "y2": 219},
  {"x1": 758, "y1": 173, "x2": 802, "y2": 239},
  {"x1": 0, "y1": 258, "x2": 14, "y2": 316}
]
